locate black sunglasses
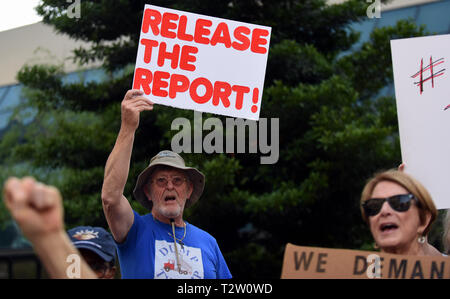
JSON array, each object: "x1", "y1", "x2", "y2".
[{"x1": 362, "y1": 194, "x2": 418, "y2": 217}]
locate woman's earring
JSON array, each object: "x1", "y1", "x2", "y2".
[
  {"x1": 373, "y1": 242, "x2": 379, "y2": 250},
  {"x1": 418, "y1": 235, "x2": 426, "y2": 244}
]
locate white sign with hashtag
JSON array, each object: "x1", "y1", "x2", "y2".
[{"x1": 391, "y1": 34, "x2": 450, "y2": 209}]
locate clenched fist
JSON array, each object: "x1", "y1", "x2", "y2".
[{"x1": 3, "y1": 177, "x2": 64, "y2": 242}]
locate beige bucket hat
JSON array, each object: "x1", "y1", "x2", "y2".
[{"x1": 133, "y1": 150, "x2": 205, "y2": 211}]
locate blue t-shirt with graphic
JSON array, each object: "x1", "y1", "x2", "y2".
[{"x1": 116, "y1": 210, "x2": 232, "y2": 279}]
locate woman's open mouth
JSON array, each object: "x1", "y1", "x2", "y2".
[{"x1": 379, "y1": 222, "x2": 399, "y2": 234}]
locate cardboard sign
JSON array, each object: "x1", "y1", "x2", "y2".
[
  {"x1": 281, "y1": 243, "x2": 450, "y2": 279},
  {"x1": 133, "y1": 4, "x2": 271, "y2": 120},
  {"x1": 391, "y1": 34, "x2": 450, "y2": 210}
]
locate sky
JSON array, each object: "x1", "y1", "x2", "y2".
[{"x1": 0, "y1": 0, "x2": 42, "y2": 32}]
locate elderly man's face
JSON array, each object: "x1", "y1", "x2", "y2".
[{"x1": 144, "y1": 167, "x2": 193, "y2": 221}]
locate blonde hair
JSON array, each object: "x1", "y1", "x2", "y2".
[{"x1": 360, "y1": 169, "x2": 437, "y2": 236}]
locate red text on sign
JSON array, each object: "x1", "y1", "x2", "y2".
[
  {"x1": 141, "y1": 8, "x2": 269, "y2": 54},
  {"x1": 140, "y1": 39, "x2": 198, "y2": 71},
  {"x1": 133, "y1": 68, "x2": 258, "y2": 112}
]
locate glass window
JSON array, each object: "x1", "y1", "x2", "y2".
[
  {"x1": 416, "y1": 1, "x2": 450, "y2": 34},
  {"x1": 0, "y1": 84, "x2": 23, "y2": 112},
  {"x1": 377, "y1": 6, "x2": 418, "y2": 28},
  {"x1": 83, "y1": 68, "x2": 107, "y2": 84},
  {"x1": 0, "y1": 86, "x2": 10, "y2": 103},
  {"x1": 62, "y1": 68, "x2": 107, "y2": 85},
  {"x1": 0, "y1": 111, "x2": 13, "y2": 130},
  {"x1": 61, "y1": 71, "x2": 81, "y2": 85},
  {"x1": 350, "y1": 19, "x2": 377, "y2": 49}
]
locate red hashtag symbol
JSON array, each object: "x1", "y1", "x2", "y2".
[{"x1": 410, "y1": 56, "x2": 445, "y2": 94}]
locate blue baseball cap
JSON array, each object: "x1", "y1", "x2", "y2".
[{"x1": 67, "y1": 226, "x2": 116, "y2": 263}]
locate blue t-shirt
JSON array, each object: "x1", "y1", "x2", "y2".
[{"x1": 116, "y1": 210, "x2": 232, "y2": 279}]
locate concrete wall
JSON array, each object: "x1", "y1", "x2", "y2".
[{"x1": 0, "y1": 21, "x2": 100, "y2": 86}]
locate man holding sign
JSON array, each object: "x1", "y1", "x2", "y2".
[
  {"x1": 101, "y1": 89, "x2": 232, "y2": 279},
  {"x1": 101, "y1": 4, "x2": 271, "y2": 278}
]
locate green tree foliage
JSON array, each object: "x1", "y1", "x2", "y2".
[{"x1": 0, "y1": 0, "x2": 430, "y2": 277}]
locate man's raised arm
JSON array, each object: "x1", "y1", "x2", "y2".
[{"x1": 101, "y1": 89, "x2": 153, "y2": 243}]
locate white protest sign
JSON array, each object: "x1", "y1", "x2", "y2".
[
  {"x1": 391, "y1": 34, "x2": 450, "y2": 210},
  {"x1": 132, "y1": 4, "x2": 271, "y2": 120}
]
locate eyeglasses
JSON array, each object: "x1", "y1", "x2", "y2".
[
  {"x1": 152, "y1": 176, "x2": 187, "y2": 187},
  {"x1": 362, "y1": 194, "x2": 418, "y2": 217}
]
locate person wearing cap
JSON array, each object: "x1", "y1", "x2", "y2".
[
  {"x1": 101, "y1": 89, "x2": 232, "y2": 279},
  {"x1": 68, "y1": 226, "x2": 117, "y2": 278}
]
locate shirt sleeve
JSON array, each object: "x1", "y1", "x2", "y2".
[
  {"x1": 214, "y1": 240, "x2": 232, "y2": 279},
  {"x1": 116, "y1": 210, "x2": 141, "y2": 250}
]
